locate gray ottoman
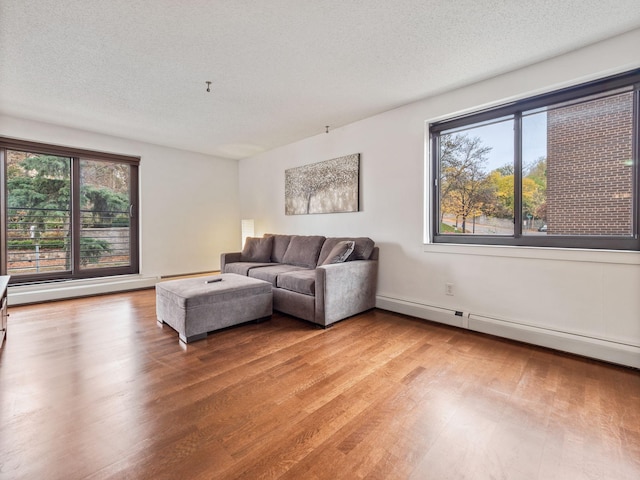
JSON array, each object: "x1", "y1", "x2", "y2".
[{"x1": 156, "y1": 274, "x2": 273, "y2": 343}]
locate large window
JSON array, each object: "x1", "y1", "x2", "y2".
[
  {"x1": 0, "y1": 138, "x2": 139, "y2": 284},
  {"x1": 430, "y1": 69, "x2": 640, "y2": 250}
]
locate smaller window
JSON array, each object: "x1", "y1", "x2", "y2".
[{"x1": 430, "y1": 70, "x2": 639, "y2": 251}]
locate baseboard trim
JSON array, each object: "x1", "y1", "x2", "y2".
[{"x1": 376, "y1": 295, "x2": 640, "y2": 369}]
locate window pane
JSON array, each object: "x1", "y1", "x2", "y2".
[
  {"x1": 521, "y1": 111, "x2": 548, "y2": 235},
  {"x1": 79, "y1": 159, "x2": 131, "y2": 269},
  {"x1": 541, "y1": 90, "x2": 634, "y2": 236},
  {"x1": 438, "y1": 117, "x2": 515, "y2": 235},
  {"x1": 6, "y1": 151, "x2": 71, "y2": 275}
]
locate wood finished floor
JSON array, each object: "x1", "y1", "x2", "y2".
[{"x1": 0, "y1": 289, "x2": 639, "y2": 480}]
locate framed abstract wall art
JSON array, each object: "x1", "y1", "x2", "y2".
[{"x1": 285, "y1": 153, "x2": 360, "y2": 215}]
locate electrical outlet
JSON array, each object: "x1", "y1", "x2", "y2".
[{"x1": 445, "y1": 283, "x2": 454, "y2": 296}]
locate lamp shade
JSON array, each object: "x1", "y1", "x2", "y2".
[{"x1": 241, "y1": 219, "x2": 255, "y2": 248}]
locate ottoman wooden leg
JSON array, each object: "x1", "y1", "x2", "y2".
[{"x1": 180, "y1": 332, "x2": 208, "y2": 344}]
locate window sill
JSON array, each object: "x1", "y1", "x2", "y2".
[{"x1": 422, "y1": 242, "x2": 640, "y2": 265}]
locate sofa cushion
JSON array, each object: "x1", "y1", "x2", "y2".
[
  {"x1": 248, "y1": 264, "x2": 308, "y2": 286},
  {"x1": 224, "y1": 262, "x2": 276, "y2": 276},
  {"x1": 281, "y1": 235, "x2": 326, "y2": 268},
  {"x1": 264, "y1": 234, "x2": 292, "y2": 263},
  {"x1": 318, "y1": 237, "x2": 375, "y2": 264},
  {"x1": 241, "y1": 236, "x2": 274, "y2": 262},
  {"x1": 277, "y1": 269, "x2": 316, "y2": 296},
  {"x1": 320, "y1": 240, "x2": 355, "y2": 265}
]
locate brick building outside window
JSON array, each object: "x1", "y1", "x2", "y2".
[{"x1": 546, "y1": 90, "x2": 634, "y2": 237}]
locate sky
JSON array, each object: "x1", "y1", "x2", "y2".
[{"x1": 445, "y1": 111, "x2": 547, "y2": 172}]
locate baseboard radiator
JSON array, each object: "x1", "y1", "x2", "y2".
[
  {"x1": 376, "y1": 296, "x2": 468, "y2": 329},
  {"x1": 8, "y1": 275, "x2": 159, "y2": 306},
  {"x1": 376, "y1": 295, "x2": 640, "y2": 369}
]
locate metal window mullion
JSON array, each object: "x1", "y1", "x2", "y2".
[
  {"x1": 128, "y1": 163, "x2": 139, "y2": 272},
  {"x1": 71, "y1": 158, "x2": 81, "y2": 272},
  {"x1": 633, "y1": 85, "x2": 640, "y2": 241},
  {"x1": 514, "y1": 112, "x2": 523, "y2": 237},
  {"x1": 432, "y1": 132, "x2": 441, "y2": 238},
  {"x1": 0, "y1": 149, "x2": 6, "y2": 275}
]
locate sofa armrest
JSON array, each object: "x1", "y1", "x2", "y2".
[
  {"x1": 220, "y1": 252, "x2": 241, "y2": 273},
  {"x1": 315, "y1": 259, "x2": 378, "y2": 326}
]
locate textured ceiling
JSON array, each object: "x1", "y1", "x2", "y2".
[{"x1": 1, "y1": 1, "x2": 640, "y2": 159}]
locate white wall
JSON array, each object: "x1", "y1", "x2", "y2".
[
  {"x1": 239, "y1": 29, "x2": 640, "y2": 367},
  {"x1": 1, "y1": 115, "x2": 240, "y2": 302}
]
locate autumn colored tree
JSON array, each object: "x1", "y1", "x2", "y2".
[
  {"x1": 524, "y1": 157, "x2": 547, "y2": 224},
  {"x1": 80, "y1": 160, "x2": 129, "y2": 194},
  {"x1": 439, "y1": 133, "x2": 493, "y2": 232},
  {"x1": 484, "y1": 157, "x2": 547, "y2": 226}
]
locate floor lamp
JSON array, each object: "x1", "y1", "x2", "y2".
[{"x1": 241, "y1": 219, "x2": 255, "y2": 249}]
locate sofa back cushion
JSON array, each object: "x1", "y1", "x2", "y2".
[
  {"x1": 317, "y1": 237, "x2": 375, "y2": 264},
  {"x1": 240, "y1": 236, "x2": 274, "y2": 262},
  {"x1": 264, "y1": 234, "x2": 292, "y2": 263},
  {"x1": 281, "y1": 235, "x2": 326, "y2": 268}
]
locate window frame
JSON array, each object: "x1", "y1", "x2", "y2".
[
  {"x1": 429, "y1": 69, "x2": 640, "y2": 251},
  {"x1": 0, "y1": 137, "x2": 140, "y2": 284}
]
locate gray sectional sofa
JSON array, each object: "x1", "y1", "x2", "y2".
[{"x1": 220, "y1": 234, "x2": 378, "y2": 327}]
